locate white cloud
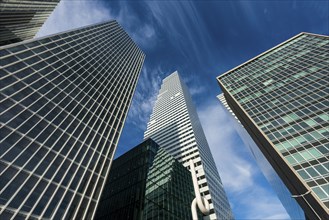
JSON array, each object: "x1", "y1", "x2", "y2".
[
  {"x1": 37, "y1": 1, "x2": 157, "y2": 49},
  {"x1": 198, "y1": 100, "x2": 290, "y2": 219},
  {"x1": 183, "y1": 73, "x2": 207, "y2": 97},
  {"x1": 198, "y1": 101, "x2": 255, "y2": 192},
  {"x1": 36, "y1": 1, "x2": 112, "y2": 38},
  {"x1": 146, "y1": 1, "x2": 216, "y2": 66},
  {"x1": 110, "y1": 2, "x2": 157, "y2": 49},
  {"x1": 188, "y1": 84, "x2": 206, "y2": 97},
  {"x1": 126, "y1": 66, "x2": 164, "y2": 131},
  {"x1": 132, "y1": 24, "x2": 156, "y2": 48}
]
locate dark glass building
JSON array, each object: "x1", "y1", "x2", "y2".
[
  {"x1": 217, "y1": 32, "x2": 328, "y2": 219},
  {"x1": 95, "y1": 138, "x2": 197, "y2": 220},
  {"x1": 0, "y1": 20, "x2": 145, "y2": 219},
  {"x1": 0, "y1": 0, "x2": 60, "y2": 46}
]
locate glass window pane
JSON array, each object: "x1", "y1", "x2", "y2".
[
  {"x1": 306, "y1": 167, "x2": 319, "y2": 178},
  {"x1": 297, "y1": 169, "x2": 310, "y2": 180},
  {"x1": 312, "y1": 186, "x2": 327, "y2": 199}
]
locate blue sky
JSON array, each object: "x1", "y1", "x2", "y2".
[{"x1": 37, "y1": 1, "x2": 328, "y2": 219}]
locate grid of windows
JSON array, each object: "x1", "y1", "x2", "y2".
[
  {"x1": 94, "y1": 139, "x2": 197, "y2": 220},
  {"x1": 143, "y1": 147, "x2": 197, "y2": 220},
  {"x1": 218, "y1": 93, "x2": 306, "y2": 219},
  {"x1": 218, "y1": 33, "x2": 328, "y2": 218},
  {"x1": 0, "y1": 20, "x2": 145, "y2": 219},
  {"x1": 144, "y1": 72, "x2": 233, "y2": 219},
  {"x1": 0, "y1": 0, "x2": 60, "y2": 46}
]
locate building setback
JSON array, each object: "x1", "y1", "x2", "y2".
[
  {"x1": 95, "y1": 138, "x2": 197, "y2": 220},
  {"x1": 0, "y1": 0, "x2": 60, "y2": 46},
  {"x1": 217, "y1": 33, "x2": 329, "y2": 220},
  {"x1": 144, "y1": 71, "x2": 233, "y2": 220},
  {"x1": 0, "y1": 20, "x2": 145, "y2": 219}
]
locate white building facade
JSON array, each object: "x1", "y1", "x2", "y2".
[{"x1": 144, "y1": 71, "x2": 233, "y2": 219}]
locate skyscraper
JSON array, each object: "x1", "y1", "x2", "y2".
[
  {"x1": 0, "y1": 0, "x2": 60, "y2": 46},
  {"x1": 144, "y1": 71, "x2": 233, "y2": 220},
  {"x1": 217, "y1": 32, "x2": 328, "y2": 219},
  {"x1": 218, "y1": 94, "x2": 306, "y2": 220},
  {"x1": 95, "y1": 138, "x2": 197, "y2": 220},
  {"x1": 0, "y1": 20, "x2": 145, "y2": 219}
]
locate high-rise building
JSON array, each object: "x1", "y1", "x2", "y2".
[
  {"x1": 95, "y1": 138, "x2": 197, "y2": 220},
  {"x1": 0, "y1": 20, "x2": 145, "y2": 219},
  {"x1": 0, "y1": 0, "x2": 60, "y2": 46},
  {"x1": 217, "y1": 32, "x2": 328, "y2": 220},
  {"x1": 218, "y1": 94, "x2": 306, "y2": 220},
  {"x1": 144, "y1": 71, "x2": 233, "y2": 220}
]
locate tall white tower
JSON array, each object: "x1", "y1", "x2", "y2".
[{"x1": 144, "y1": 71, "x2": 233, "y2": 219}]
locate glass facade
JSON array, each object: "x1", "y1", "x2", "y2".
[
  {"x1": 218, "y1": 94, "x2": 305, "y2": 219},
  {"x1": 144, "y1": 71, "x2": 233, "y2": 219},
  {"x1": 0, "y1": 20, "x2": 145, "y2": 219},
  {"x1": 0, "y1": 0, "x2": 60, "y2": 46},
  {"x1": 217, "y1": 33, "x2": 328, "y2": 219},
  {"x1": 95, "y1": 138, "x2": 197, "y2": 220}
]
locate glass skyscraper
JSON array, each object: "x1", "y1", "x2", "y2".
[
  {"x1": 0, "y1": 0, "x2": 60, "y2": 46},
  {"x1": 95, "y1": 138, "x2": 197, "y2": 220},
  {"x1": 217, "y1": 32, "x2": 328, "y2": 220},
  {"x1": 0, "y1": 20, "x2": 145, "y2": 219},
  {"x1": 144, "y1": 71, "x2": 233, "y2": 220},
  {"x1": 218, "y1": 93, "x2": 305, "y2": 219}
]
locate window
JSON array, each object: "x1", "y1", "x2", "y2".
[
  {"x1": 285, "y1": 155, "x2": 297, "y2": 165},
  {"x1": 300, "y1": 151, "x2": 313, "y2": 161},
  {"x1": 314, "y1": 165, "x2": 328, "y2": 175},
  {"x1": 292, "y1": 153, "x2": 304, "y2": 163},
  {"x1": 312, "y1": 186, "x2": 327, "y2": 199},
  {"x1": 305, "y1": 118, "x2": 317, "y2": 127},
  {"x1": 308, "y1": 148, "x2": 321, "y2": 158},
  {"x1": 306, "y1": 167, "x2": 319, "y2": 178},
  {"x1": 297, "y1": 169, "x2": 311, "y2": 180}
]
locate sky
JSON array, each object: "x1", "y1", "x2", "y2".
[{"x1": 37, "y1": 1, "x2": 329, "y2": 219}]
